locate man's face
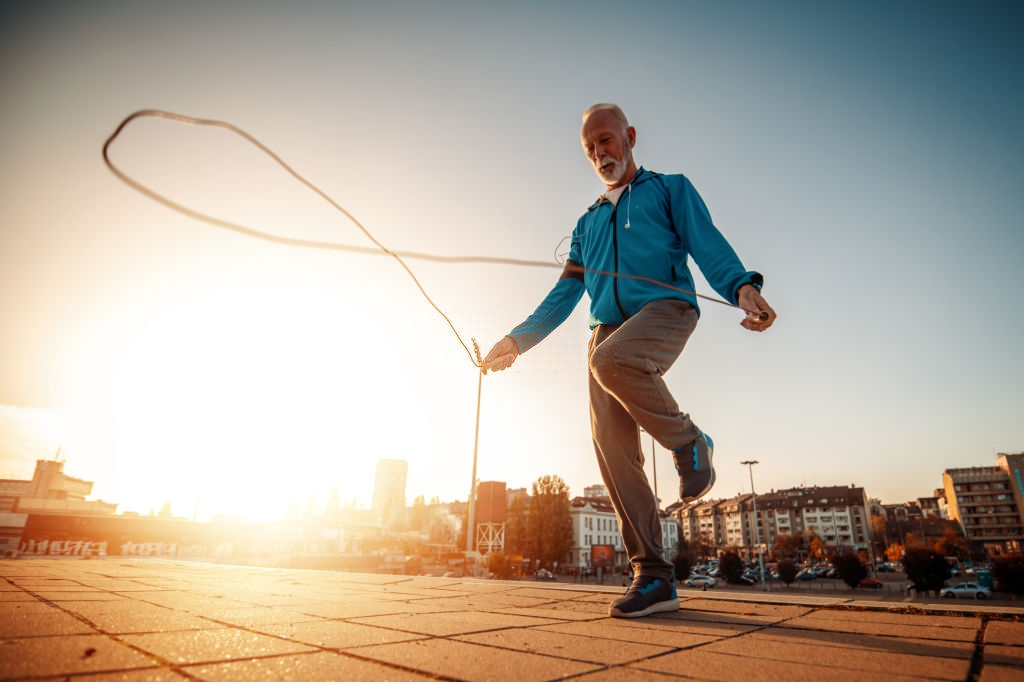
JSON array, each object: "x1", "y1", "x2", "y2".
[{"x1": 581, "y1": 110, "x2": 636, "y2": 188}]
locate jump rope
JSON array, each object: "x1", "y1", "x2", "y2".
[
  {"x1": 102, "y1": 109, "x2": 770, "y2": 522},
  {"x1": 102, "y1": 109, "x2": 765, "y2": 371}
]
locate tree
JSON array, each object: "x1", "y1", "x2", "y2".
[
  {"x1": 698, "y1": 531, "x2": 715, "y2": 560},
  {"x1": 933, "y1": 527, "x2": 968, "y2": 560},
  {"x1": 719, "y1": 550, "x2": 745, "y2": 585},
  {"x1": 871, "y1": 514, "x2": 888, "y2": 558},
  {"x1": 806, "y1": 533, "x2": 830, "y2": 561},
  {"x1": 903, "y1": 547, "x2": 950, "y2": 594},
  {"x1": 777, "y1": 559, "x2": 798, "y2": 586},
  {"x1": 526, "y1": 475, "x2": 573, "y2": 569},
  {"x1": 408, "y1": 495, "x2": 429, "y2": 535},
  {"x1": 904, "y1": 531, "x2": 925, "y2": 549},
  {"x1": 486, "y1": 551, "x2": 516, "y2": 580},
  {"x1": 773, "y1": 534, "x2": 800, "y2": 561},
  {"x1": 504, "y1": 494, "x2": 530, "y2": 556},
  {"x1": 991, "y1": 553, "x2": 1024, "y2": 595},
  {"x1": 833, "y1": 552, "x2": 868, "y2": 590},
  {"x1": 885, "y1": 543, "x2": 905, "y2": 562},
  {"x1": 672, "y1": 550, "x2": 696, "y2": 582},
  {"x1": 428, "y1": 509, "x2": 459, "y2": 548}
]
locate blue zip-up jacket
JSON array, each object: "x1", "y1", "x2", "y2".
[{"x1": 509, "y1": 167, "x2": 762, "y2": 353}]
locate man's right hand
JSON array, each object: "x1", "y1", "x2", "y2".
[{"x1": 482, "y1": 336, "x2": 520, "y2": 374}]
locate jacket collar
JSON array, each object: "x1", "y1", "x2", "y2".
[{"x1": 588, "y1": 166, "x2": 654, "y2": 209}]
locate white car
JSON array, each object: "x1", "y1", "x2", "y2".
[
  {"x1": 940, "y1": 583, "x2": 993, "y2": 599},
  {"x1": 684, "y1": 575, "x2": 717, "y2": 588}
]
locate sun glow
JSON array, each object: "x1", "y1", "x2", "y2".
[{"x1": 103, "y1": 268, "x2": 433, "y2": 522}]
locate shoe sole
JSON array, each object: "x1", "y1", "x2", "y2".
[
  {"x1": 681, "y1": 436, "x2": 715, "y2": 502},
  {"x1": 609, "y1": 596, "x2": 680, "y2": 618},
  {"x1": 681, "y1": 468, "x2": 715, "y2": 503}
]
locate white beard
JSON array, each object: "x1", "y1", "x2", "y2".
[{"x1": 596, "y1": 149, "x2": 632, "y2": 185}]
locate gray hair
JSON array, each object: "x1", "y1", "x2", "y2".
[{"x1": 582, "y1": 103, "x2": 630, "y2": 132}]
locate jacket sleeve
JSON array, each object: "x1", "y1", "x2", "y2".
[
  {"x1": 507, "y1": 262, "x2": 586, "y2": 354},
  {"x1": 672, "y1": 176, "x2": 762, "y2": 304}
]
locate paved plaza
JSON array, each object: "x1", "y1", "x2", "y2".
[{"x1": 2, "y1": 558, "x2": 1023, "y2": 681}]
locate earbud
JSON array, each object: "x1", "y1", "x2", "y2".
[{"x1": 625, "y1": 184, "x2": 632, "y2": 229}]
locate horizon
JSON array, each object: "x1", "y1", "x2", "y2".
[{"x1": 2, "y1": 429, "x2": 1004, "y2": 525}]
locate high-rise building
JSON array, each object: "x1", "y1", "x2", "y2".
[
  {"x1": 371, "y1": 459, "x2": 407, "y2": 527},
  {"x1": 943, "y1": 453, "x2": 1024, "y2": 555}
]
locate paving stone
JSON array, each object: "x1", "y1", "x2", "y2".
[
  {"x1": 353, "y1": 637, "x2": 601, "y2": 681},
  {"x1": 987, "y1": 620, "x2": 1024, "y2": 645},
  {"x1": 185, "y1": 650, "x2": 430, "y2": 681},
  {"x1": 297, "y1": 598, "x2": 457, "y2": 619},
  {"x1": 980, "y1": 664, "x2": 1024, "y2": 682},
  {"x1": 64, "y1": 600, "x2": 230, "y2": 635},
  {"x1": 0, "y1": 633, "x2": 159, "y2": 679},
  {"x1": 699, "y1": 627, "x2": 972, "y2": 680},
  {"x1": 489, "y1": 605, "x2": 608, "y2": 621},
  {"x1": 253, "y1": 619, "x2": 428, "y2": 649},
  {"x1": 635, "y1": 647, "x2": 943, "y2": 681},
  {"x1": 410, "y1": 592, "x2": 569, "y2": 611},
  {"x1": 196, "y1": 605, "x2": 328, "y2": 627},
  {"x1": 779, "y1": 607, "x2": 980, "y2": 641},
  {"x1": 0, "y1": 590, "x2": 47, "y2": 602},
  {"x1": 349, "y1": 610, "x2": 562, "y2": 637},
  {"x1": 0, "y1": 605, "x2": 95, "y2": 637},
  {"x1": 119, "y1": 628, "x2": 317, "y2": 665},
  {"x1": 571, "y1": 667, "x2": 686, "y2": 681},
  {"x1": 985, "y1": 643, "x2": 1024, "y2": 668},
  {"x1": 535, "y1": 617, "x2": 736, "y2": 648},
  {"x1": 454, "y1": 627, "x2": 675, "y2": 665},
  {"x1": 31, "y1": 590, "x2": 132, "y2": 602}
]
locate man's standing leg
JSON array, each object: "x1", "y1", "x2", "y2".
[{"x1": 587, "y1": 299, "x2": 700, "y2": 617}]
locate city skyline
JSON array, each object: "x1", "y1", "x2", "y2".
[
  {"x1": 2, "y1": 441, "x2": 1005, "y2": 524},
  {"x1": 2, "y1": 2, "x2": 1022, "y2": 524}
]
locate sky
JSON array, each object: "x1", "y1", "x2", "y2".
[{"x1": 1, "y1": 0, "x2": 1022, "y2": 523}]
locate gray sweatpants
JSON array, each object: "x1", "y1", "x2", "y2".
[{"x1": 588, "y1": 299, "x2": 701, "y2": 581}]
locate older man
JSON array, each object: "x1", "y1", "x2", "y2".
[{"x1": 483, "y1": 103, "x2": 776, "y2": 618}]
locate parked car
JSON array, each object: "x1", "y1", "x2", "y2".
[
  {"x1": 534, "y1": 569, "x2": 556, "y2": 581},
  {"x1": 940, "y1": 583, "x2": 992, "y2": 599},
  {"x1": 859, "y1": 577, "x2": 883, "y2": 589},
  {"x1": 684, "y1": 575, "x2": 717, "y2": 588},
  {"x1": 794, "y1": 569, "x2": 817, "y2": 581}
]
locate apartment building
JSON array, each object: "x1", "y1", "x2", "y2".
[
  {"x1": 568, "y1": 494, "x2": 679, "y2": 569},
  {"x1": 674, "y1": 484, "x2": 872, "y2": 560},
  {"x1": 943, "y1": 453, "x2": 1024, "y2": 555}
]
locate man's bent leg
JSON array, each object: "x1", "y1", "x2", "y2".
[{"x1": 588, "y1": 299, "x2": 701, "y2": 455}]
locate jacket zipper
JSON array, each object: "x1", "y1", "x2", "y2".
[{"x1": 610, "y1": 202, "x2": 628, "y2": 320}]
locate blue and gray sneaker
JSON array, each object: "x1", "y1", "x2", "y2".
[
  {"x1": 609, "y1": 574, "x2": 679, "y2": 618},
  {"x1": 673, "y1": 431, "x2": 715, "y2": 503}
]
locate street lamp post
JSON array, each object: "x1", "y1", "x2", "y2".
[
  {"x1": 741, "y1": 460, "x2": 768, "y2": 591},
  {"x1": 467, "y1": 345, "x2": 484, "y2": 557}
]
